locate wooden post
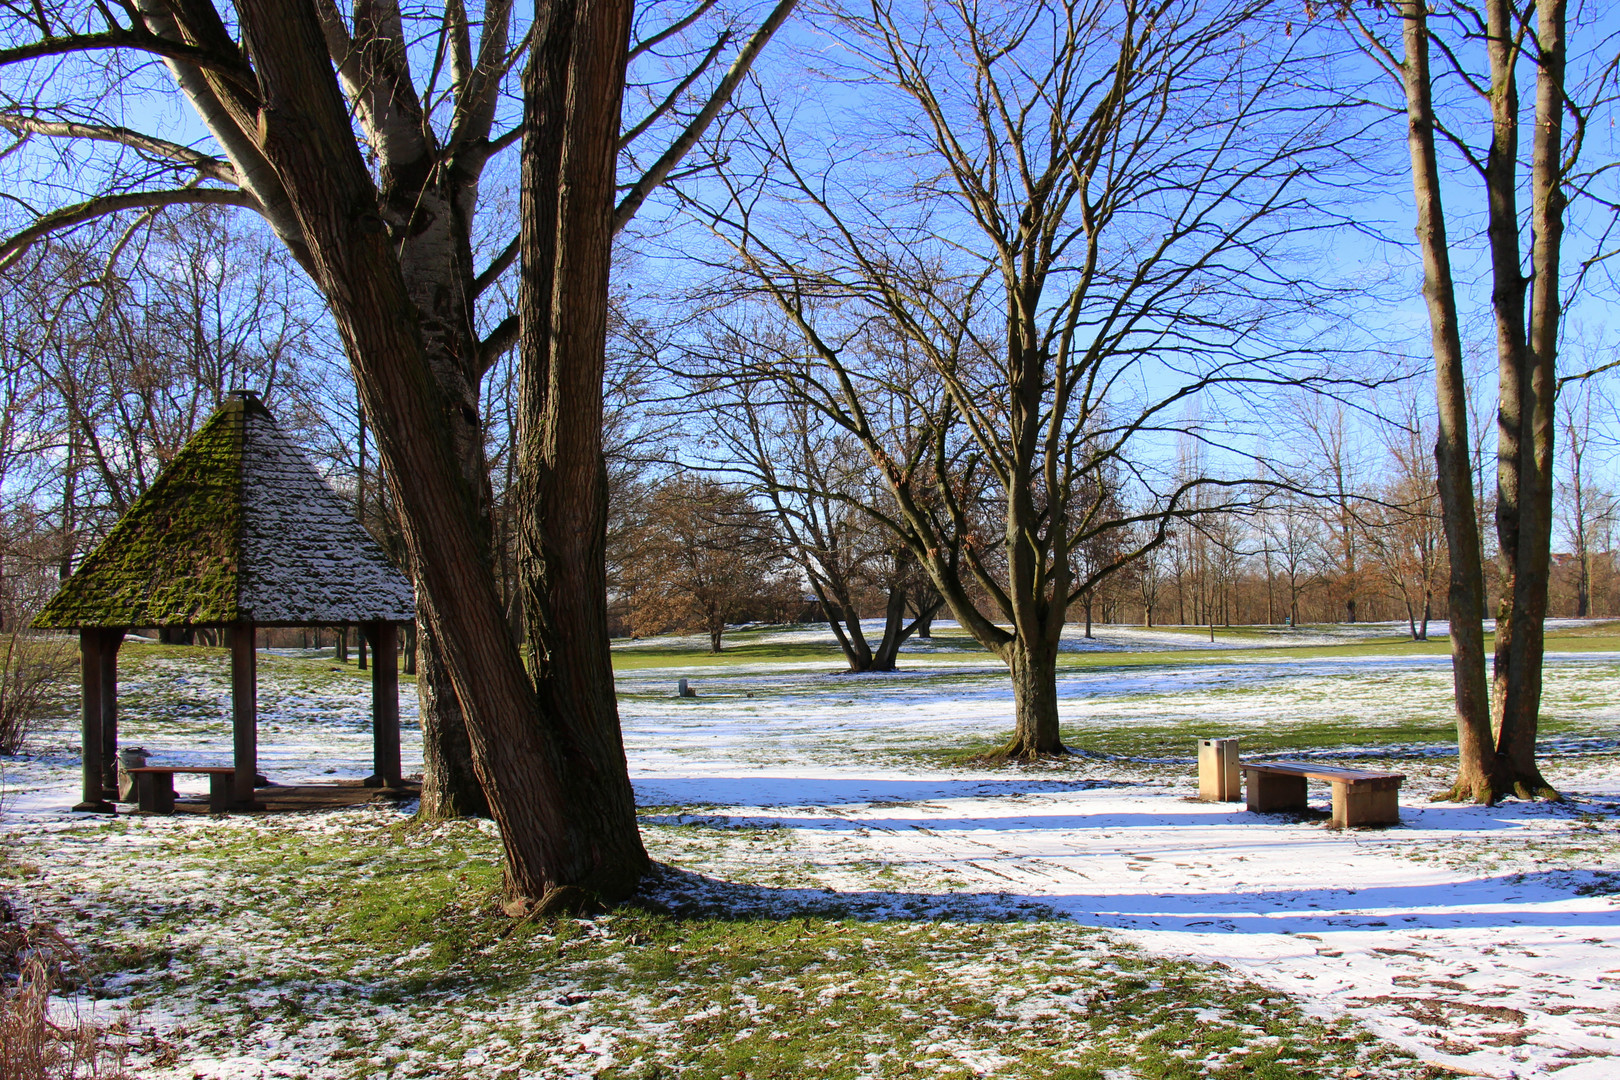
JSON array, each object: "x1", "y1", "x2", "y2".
[
  {"x1": 364, "y1": 621, "x2": 401, "y2": 788},
  {"x1": 1244, "y1": 768, "x2": 1308, "y2": 814},
  {"x1": 98, "y1": 629, "x2": 124, "y2": 797},
  {"x1": 231, "y1": 621, "x2": 259, "y2": 807},
  {"x1": 74, "y1": 628, "x2": 113, "y2": 812}
]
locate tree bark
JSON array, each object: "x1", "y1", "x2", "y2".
[
  {"x1": 1001, "y1": 635, "x2": 1064, "y2": 758},
  {"x1": 1491, "y1": 0, "x2": 1563, "y2": 799},
  {"x1": 1389, "y1": 0, "x2": 1562, "y2": 802},
  {"x1": 513, "y1": 0, "x2": 648, "y2": 900},
  {"x1": 231, "y1": 0, "x2": 641, "y2": 904},
  {"x1": 416, "y1": 619, "x2": 489, "y2": 817}
]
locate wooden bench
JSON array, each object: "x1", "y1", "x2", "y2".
[
  {"x1": 125, "y1": 766, "x2": 239, "y2": 814},
  {"x1": 1242, "y1": 762, "x2": 1404, "y2": 828}
]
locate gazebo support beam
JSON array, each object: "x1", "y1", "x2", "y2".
[
  {"x1": 98, "y1": 629, "x2": 124, "y2": 797},
  {"x1": 363, "y1": 621, "x2": 401, "y2": 788},
  {"x1": 231, "y1": 621, "x2": 260, "y2": 808},
  {"x1": 74, "y1": 628, "x2": 114, "y2": 813}
]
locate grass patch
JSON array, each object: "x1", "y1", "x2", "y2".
[
  {"x1": 22, "y1": 815, "x2": 1434, "y2": 1079},
  {"x1": 610, "y1": 623, "x2": 1620, "y2": 678}
]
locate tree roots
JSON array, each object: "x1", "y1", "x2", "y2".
[
  {"x1": 1432, "y1": 779, "x2": 1562, "y2": 805},
  {"x1": 979, "y1": 738, "x2": 1072, "y2": 764}
]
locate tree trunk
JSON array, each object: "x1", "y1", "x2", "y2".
[
  {"x1": 232, "y1": 0, "x2": 643, "y2": 905},
  {"x1": 416, "y1": 619, "x2": 490, "y2": 817},
  {"x1": 512, "y1": 0, "x2": 649, "y2": 901},
  {"x1": 999, "y1": 636, "x2": 1065, "y2": 757},
  {"x1": 815, "y1": 576, "x2": 874, "y2": 671},
  {"x1": 869, "y1": 584, "x2": 907, "y2": 671},
  {"x1": 1398, "y1": 0, "x2": 1505, "y2": 802},
  {"x1": 402, "y1": 621, "x2": 417, "y2": 676},
  {"x1": 1491, "y1": 0, "x2": 1564, "y2": 800},
  {"x1": 384, "y1": 134, "x2": 505, "y2": 822}
]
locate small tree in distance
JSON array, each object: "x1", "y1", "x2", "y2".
[{"x1": 622, "y1": 475, "x2": 790, "y2": 653}]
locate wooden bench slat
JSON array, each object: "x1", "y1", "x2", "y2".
[
  {"x1": 1243, "y1": 762, "x2": 1404, "y2": 784},
  {"x1": 126, "y1": 767, "x2": 239, "y2": 776}
]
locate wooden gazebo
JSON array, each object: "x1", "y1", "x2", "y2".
[{"x1": 34, "y1": 390, "x2": 415, "y2": 812}]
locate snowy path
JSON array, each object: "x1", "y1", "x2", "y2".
[
  {"x1": 614, "y1": 633, "x2": 1620, "y2": 1080},
  {"x1": 631, "y1": 768, "x2": 1620, "y2": 1079}
]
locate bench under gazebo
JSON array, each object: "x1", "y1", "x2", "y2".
[{"x1": 34, "y1": 390, "x2": 415, "y2": 813}]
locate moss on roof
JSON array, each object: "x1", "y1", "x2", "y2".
[
  {"x1": 34, "y1": 393, "x2": 414, "y2": 629},
  {"x1": 35, "y1": 398, "x2": 245, "y2": 628}
]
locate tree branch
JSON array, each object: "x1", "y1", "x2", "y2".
[
  {"x1": 478, "y1": 313, "x2": 519, "y2": 376},
  {"x1": 0, "y1": 113, "x2": 238, "y2": 184},
  {"x1": 0, "y1": 29, "x2": 254, "y2": 92},
  {"x1": 0, "y1": 187, "x2": 260, "y2": 271},
  {"x1": 619, "y1": 29, "x2": 731, "y2": 151},
  {"x1": 613, "y1": 0, "x2": 798, "y2": 234},
  {"x1": 628, "y1": 0, "x2": 720, "y2": 63},
  {"x1": 473, "y1": 233, "x2": 519, "y2": 298}
]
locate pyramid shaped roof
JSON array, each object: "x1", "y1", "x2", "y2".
[{"x1": 35, "y1": 392, "x2": 414, "y2": 628}]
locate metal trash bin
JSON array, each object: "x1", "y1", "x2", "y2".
[
  {"x1": 116, "y1": 746, "x2": 150, "y2": 803},
  {"x1": 1197, "y1": 738, "x2": 1240, "y2": 802}
]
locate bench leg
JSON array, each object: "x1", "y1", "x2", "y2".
[
  {"x1": 208, "y1": 773, "x2": 232, "y2": 813},
  {"x1": 1334, "y1": 781, "x2": 1400, "y2": 828},
  {"x1": 136, "y1": 773, "x2": 176, "y2": 815},
  {"x1": 1246, "y1": 771, "x2": 1307, "y2": 813},
  {"x1": 135, "y1": 772, "x2": 157, "y2": 813}
]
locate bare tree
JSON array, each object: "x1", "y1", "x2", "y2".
[
  {"x1": 693, "y1": 0, "x2": 1361, "y2": 756},
  {"x1": 621, "y1": 474, "x2": 787, "y2": 652},
  {"x1": 1128, "y1": 521, "x2": 1169, "y2": 627},
  {"x1": 1363, "y1": 405, "x2": 1446, "y2": 641},
  {"x1": 1259, "y1": 491, "x2": 1318, "y2": 627},
  {"x1": 1353, "y1": 0, "x2": 1607, "y2": 800},
  {"x1": 1296, "y1": 399, "x2": 1368, "y2": 624},
  {"x1": 689, "y1": 338, "x2": 949, "y2": 671},
  {"x1": 1555, "y1": 378, "x2": 1613, "y2": 618}
]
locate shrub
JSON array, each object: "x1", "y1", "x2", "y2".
[
  {"x1": 0, "y1": 633, "x2": 74, "y2": 756},
  {"x1": 0, "y1": 920, "x2": 128, "y2": 1080}
]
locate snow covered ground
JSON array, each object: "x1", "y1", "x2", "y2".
[{"x1": 4, "y1": 626, "x2": 1620, "y2": 1078}]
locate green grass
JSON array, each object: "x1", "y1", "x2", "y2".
[
  {"x1": 609, "y1": 623, "x2": 1620, "y2": 675},
  {"x1": 41, "y1": 816, "x2": 1430, "y2": 1080}
]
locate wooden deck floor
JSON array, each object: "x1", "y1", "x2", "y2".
[{"x1": 163, "y1": 778, "x2": 420, "y2": 814}]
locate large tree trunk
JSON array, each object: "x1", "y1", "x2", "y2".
[
  {"x1": 1397, "y1": 0, "x2": 1502, "y2": 802},
  {"x1": 1491, "y1": 0, "x2": 1564, "y2": 799},
  {"x1": 1000, "y1": 635, "x2": 1065, "y2": 758},
  {"x1": 393, "y1": 193, "x2": 499, "y2": 819},
  {"x1": 512, "y1": 0, "x2": 648, "y2": 903},
  {"x1": 815, "y1": 576, "x2": 875, "y2": 671},
  {"x1": 233, "y1": 0, "x2": 641, "y2": 905},
  {"x1": 416, "y1": 620, "x2": 490, "y2": 817}
]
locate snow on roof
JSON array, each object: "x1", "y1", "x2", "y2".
[{"x1": 34, "y1": 391, "x2": 414, "y2": 628}]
